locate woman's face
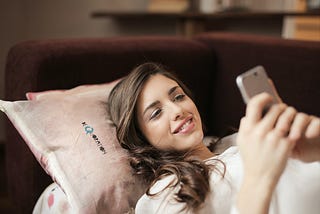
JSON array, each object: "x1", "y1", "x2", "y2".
[{"x1": 136, "y1": 74, "x2": 204, "y2": 151}]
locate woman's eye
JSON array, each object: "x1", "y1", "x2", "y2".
[
  {"x1": 174, "y1": 94, "x2": 185, "y2": 102},
  {"x1": 150, "y1": 108, "x2": 162, "y2": 120}
]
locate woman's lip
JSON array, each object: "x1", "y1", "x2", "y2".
[{"x1": 173, "y1": 116, "x2": 194, "y2": 134}]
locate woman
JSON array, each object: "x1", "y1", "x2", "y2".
[{"x1": 108, "y1": 62, "x2": 320, "y2": 213}]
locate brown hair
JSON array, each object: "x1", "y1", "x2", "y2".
[{"x1": 108, "y1": 62, "x2": 223, "y2": 211}]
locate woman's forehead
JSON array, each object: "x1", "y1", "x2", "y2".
[
  {"x1": 142, "y1": 74, "x2": 178, "y2": 94},
  {"x1": 137, "y1": 75, "x2": 178, "y2": 106}
]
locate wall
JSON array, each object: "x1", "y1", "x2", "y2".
[
  {"x1": 0, "y1": 0, "x2": 154, "y2": 143},
  {"x1": 22, "y1": 0, "x2": 149, "y2": 40},
  {"x1": 0, "y1": 0, "x2": 24, "y2": 142}
]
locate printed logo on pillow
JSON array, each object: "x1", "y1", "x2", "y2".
[{"x1": 82, "y1": 122, "x2": 106, "y2": 155}]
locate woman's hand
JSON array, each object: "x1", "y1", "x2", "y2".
[
  {"x1": 236, "y1": 92, "x2": 320, "y2": 213},
  {"x1": 290, "y1": 114, "x2": 320, "y2": 162},
  {"x1": 236, "y1": 93, "x2": 298, "y2": 214},
  {"x1": 237, "y1": 93, "x2": 296, "y2": 187}
]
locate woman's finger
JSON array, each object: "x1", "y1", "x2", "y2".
[
  {"x1": 246, "y1": 93, "x2": 274, "y2": 124},
  {"x1": 305, "y1": 116, "x2": 320, "y2": 138},
  {"x1": 259, "y1": 103, "x2": 286, "y2": 132},
  {"x1": 289, "y1": 113, "x2": 311, "y2": 141},
  {"x1": 275, "y1": 106, "x2": 297, "y2": 135}
]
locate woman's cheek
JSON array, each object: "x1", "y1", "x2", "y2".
[{"x1": 147, "y1": 120, "x2": 169, "y2": 146}]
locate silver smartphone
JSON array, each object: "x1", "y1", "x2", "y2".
[{"x1": 236, "y1": 65, "x2": 280, "y2": 105}]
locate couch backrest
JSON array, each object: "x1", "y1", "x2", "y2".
[
  {"x1": 5, "y1": 36, "x2": 216, "y2": 130},
  {"x1": 195, "y1": 32, "x2": 320, "y2": 136}
]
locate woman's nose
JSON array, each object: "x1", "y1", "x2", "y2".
[{"x1": 170, "y1": 103, "x2": 184, "y2": 121}]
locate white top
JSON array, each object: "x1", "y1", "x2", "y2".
[{"x1": 135, "y1": 146, "x2": 320, "y2": 214}]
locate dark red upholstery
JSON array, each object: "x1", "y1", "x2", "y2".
[
  {"x1": 195, "y1": 32, "x2": 320, "y2": 135},
  {"x1": 4, "y1": 33, "x2": 320, "y2": 213}
]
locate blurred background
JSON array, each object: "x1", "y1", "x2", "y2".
[{"x1": 0, "y1": 0, "x2": 319, "y2": 212}]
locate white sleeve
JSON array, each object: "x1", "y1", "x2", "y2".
[
  {"x1": 230, "y1": 206, "x2": 239, "y2": 214},
  {"x1": 135, "y1": 175, "x2": 191, "y2": 214}
]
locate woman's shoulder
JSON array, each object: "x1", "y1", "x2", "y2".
[
  {"x1": 206, "y1": 133, "x2": 241, "y2": 169},
  {"x1": 206, "y1": 142, "x2": 243, "y2": 188},
  {"x1": 148, "y1": 174, "x2": 178, "y2": 194},
  {"x1": 135, "y1": 174, "x2": 187, "y2": 214},
  {"x1": 206, "y1": 145, "x2": 240, "y2": 168}
]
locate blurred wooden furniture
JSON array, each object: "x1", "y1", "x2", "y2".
[
  {"x1": 282, "y1": 1, "x2": 320, "y2": 41},
  {"x1": 91, "y1": 10, "x2": 320, "y2": 37}
]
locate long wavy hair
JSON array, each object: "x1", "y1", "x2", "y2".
[{"x1": 108, "y1": 62, "x2": 224, "y2": 211}]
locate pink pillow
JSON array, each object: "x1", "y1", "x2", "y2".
[
  {"x1": 25, "y1": 82, "x2": 117, "y2": 100},
  {"x1": 0, "y1": 80, "x2": 146, "y2": 213}
]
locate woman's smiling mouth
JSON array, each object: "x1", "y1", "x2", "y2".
[{"x1": 173, "y1": 116, "x2": 195, "y2": 134}]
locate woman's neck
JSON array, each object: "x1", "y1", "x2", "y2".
[{"x1": 188, "y1": 143, "x2": 215, "y2": 160}]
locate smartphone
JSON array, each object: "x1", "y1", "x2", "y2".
[{"x1": 236, "y1": 65, "x2": 280, "y2": 105}]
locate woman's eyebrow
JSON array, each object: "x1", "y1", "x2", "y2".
[
  {"x1": 142, "y1": 86, "x2": 180, "y2": 117},
  {"x1": 143, "y1": 101, "x2": 160, "y2": 116},
  {"x1": 168, "y1": 86, "x2": 179, "y2": 96}
]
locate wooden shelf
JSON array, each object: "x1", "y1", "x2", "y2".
[
  {"x1": 91, "y1": 10, "x2": 320, "y2": 19},
  {"x1": 91, "y1": 10, "x2": 320, "y2": 37}
]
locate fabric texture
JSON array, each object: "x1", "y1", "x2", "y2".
[
  {"x1": 135, "y1": 138, "x2": 320, "y2": 213},
  {"x1": 30, "y1": 134, "x2": 236, "y2": 214},
  {"x1": 0, "y1": 80, "x2": 146, "y2": 213}
]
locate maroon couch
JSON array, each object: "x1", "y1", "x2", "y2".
[{"x1": 4, "y1": 32, "x2": 320, "y2": 213}]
